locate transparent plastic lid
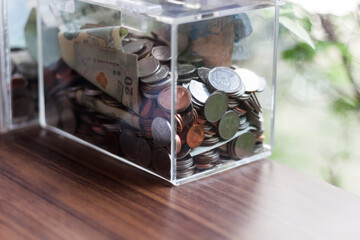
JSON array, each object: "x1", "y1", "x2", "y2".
[{"x1": 57, "y1": 0, "x2": 284, "y2": 24}]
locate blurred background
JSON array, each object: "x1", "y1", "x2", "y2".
[{"x1": 275, "y1": 0, "x2": 360, "y2": 196}]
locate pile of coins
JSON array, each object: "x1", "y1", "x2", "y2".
[
  {"x1": 10, "y1": 50, "x2": 37, "y2": 123},
  {"x1": 45, "y1": 30, "x2": 267, "y2": 179}
]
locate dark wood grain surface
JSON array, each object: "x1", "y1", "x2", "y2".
[{"x1": 0, "y1": 127, "x2": 359, "y2": 240}]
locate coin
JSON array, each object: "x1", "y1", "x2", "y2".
[
  {"x1": 136, "y1": 39, "x2": 154, "y2": 59},
  {"x1": 257, "y1": 76, "x2": 267, "y2": 92},
  {"x1": 11, "y1": 74, "x2": 28, "y2": 89},
  {"x1": 152, "y1": 147, "x2": 171, "y2": 178},
  {"x1": 197, "y1": 67, "x2": 211, "y2": 84},
  {"x1": 158, "y1": 86, "x2": 191, "y2": 113},
  {"x1": 177, "y1": 167, "x2": 195, "y2": 178},
  {"x1": 234, "y1": 68, "x2": 260, "y2": 92},
  {"x1": 177, "y1": 143, "x2": 191, "y2": 159},
  {"x1": 204, "y1": 91, "x2": 228, "y2": 122},
  {"x1": 218, "y1": 110, "x2": 240, "y2": 140},
  {"x1": 140, "y1": 65, "x2": 169, "y2": 84},
  {"x1": 178, "y1": 64, "x2": 196, "y2": 77},
  {"x1": 123, "y1": 39, "x2": 146, "y2": 54},
  {"x1": 232, "y1": 132, "x2": 255, "y2": 159},
  {"x1": 139, "y1": 55, "x2": 160, "y2": 78},
  {"x1": 152, "y1": 46, "x2": 171, "y2": 62},
  {"x1": 151, "y1": 117, "x2": 172, "y2": 147},
  {"x1": 119, "y1": 129, "x2": 138, "y2": 158},
  {"x1": 134, "y1": 138, "x2": 152, "y2": 167},
  {"x1": 186, "y1": 124, "x2": 204, "y2": 148},
  {"x1": 176, "y1": 134, "x2": 182, "y2": 154},
  {"x1": 179, "y1": 55, "x2": 203, "y2": 67},
  {"x1": 188, "y1": 80, "x2": 210, "y2": 105},
  {"x1": 139, "y1": 97, "x2": 154, "y2": 119},
  {"x1": 208, "y1": 67, "x2": 244, "y2": 94}
]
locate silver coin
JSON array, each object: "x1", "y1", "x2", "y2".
[
  {"x1": 140, "y1": 65, "x2": 169, "y2": 84},
  {"x1": 152, "y1": 46, "x2": 171, "y2": 62},
  {"x1": 204, "y1": 91, "x2": 228, "y2": 122},
  {"x1": 123, "y1": 39, "x2": 146, "y2": 54},
  {"x1": 177, "y1": 162, "x2": 194, "y2": 170},
  {"x1": 249, "y1": 92, "x2": 261, "y2": 113},
  {"x1": 208, "y1": 67, "x2": 243, "y2": 94},
  {"x1": 178, "y1": 64, "x2": 196, "y2": 77},
  {"x1": 197, "y1": 67, "x2": 211, "y2": 84},
  {"x1": 257, "y1": 76, "x2": 267, "y2": 92},
  {"x1": 218, "y1": 110, "x2": 240, "y2": 140},
  {"x1": 188, "y1": 80, "x2": 210, "y2": 105},
  {"x1": 141, "y1": 75, "x2": 171, "y2": 92},
  {"x1": 178, "y1": 75, "x2": 197, "y2": 83},
  {"x1": 137, "y1": 39, "x2": 154, "y2": 60},
  {"x1": 234, "y1": 68, "x2": 260, "y2": 92},
  {"x1": 232, "y1": 132, "x2": 255, "y2": 159},
  {"x1": 138, "y1": 55, "x2": 160, "y2": 78},
  {"x1": 177, "y1": 167, "x2": 195, "y2": 178},
  {"x1": 239, "y1": 121, "x2": 250, "y2": 130},
  {"x1": 151, "y1": 117, "x2": 172, "y2": 147}
]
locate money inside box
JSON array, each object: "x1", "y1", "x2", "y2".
[{"x1": 38, "y1": 0, "x2": 282, "y2": 184}]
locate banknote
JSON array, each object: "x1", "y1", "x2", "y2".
[
  {"x1": 58, "y1": 26, "x2": 140, "y2": 113},
  {"x1": 78, "y1": 90, "x2": 141, "y2": 130}
]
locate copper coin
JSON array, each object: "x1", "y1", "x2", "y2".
[
  {"x1": 176, "y1": 134, "x2": 182, "y2": 154},
  {"x1": 158, "y1": 86, "x2": 191, "y2": 113},
  {"x1": 186, "y1": 124, "x2": 204, "y2": 149},
  {"x1": 91, "y1": 125, "x2": 106, "y2": 136},
  {"x1": 176, "y1": 114, "x2": 183, "y2": 132},
  {"x1": 139, "y1": 98, "x2": 154, "y2": 119},
  {"x1": 119, "y1": 129, "x2": 137, "y2": 158},
  {"x1": 11, "y1": 73, "x2": 27, "y2": 89},
  {"x1": 134, "y1": 138, "x2": 152, "y2": 167},
  {"x1": 151, "y1": 147, "x2": 171, "y2": 178}
]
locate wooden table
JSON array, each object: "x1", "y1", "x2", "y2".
[{"x1": 0, "y1": 127, "x2": 359, "y2": 240}]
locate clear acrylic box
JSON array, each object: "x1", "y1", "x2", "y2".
[
  {"x1": 37, "y1": 0, "x2": 283, "y2": 185},
  {"x1": 0, "y1": 0, "x2": 39, "y2": 132}
]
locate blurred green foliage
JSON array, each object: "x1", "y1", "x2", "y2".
[{"x1": 277, "y1": 3, "x2": 360, "y2": 190}]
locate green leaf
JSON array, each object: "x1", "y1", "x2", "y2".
[
  {"x1": 280, "y1": 16, "x2": 315, "y2": 49},
  {"x1": 332, "y1": 96, "x2": 360, "y2": 114},
  {"x1": 282, "y1": 42, "x2": 316, "y2": 61}
]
